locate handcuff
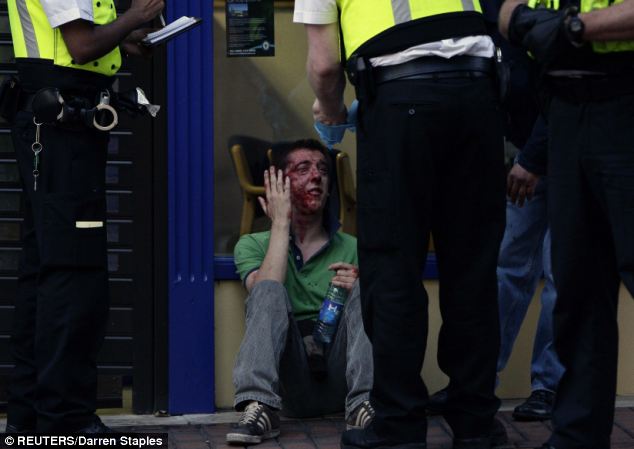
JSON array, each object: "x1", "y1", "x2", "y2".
[{"x1": 93, "y1": 90, "x2": 118, "y2": 131}]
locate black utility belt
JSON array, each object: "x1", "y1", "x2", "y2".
[
  {"x1": 21, "y1": 88, "x2": 118, "y2": 131},
  {"x1": 373, "y1": 55, "x2": 494, "y2": 84},
  {"x1": 545, "y1": 72, "x2": 634, "y2": 102}
]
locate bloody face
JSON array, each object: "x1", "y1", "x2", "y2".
[{"x1": 284, "y1": 149, "x2": 329, "y2": 216}]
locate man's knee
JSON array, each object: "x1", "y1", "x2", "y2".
[{"x1": 246, "y1": 280, "x2": 292, "y2": 316}]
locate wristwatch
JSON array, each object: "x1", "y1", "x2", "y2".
[{"x1": 565, "y1": 7, "x2": 586, "y2": 47}]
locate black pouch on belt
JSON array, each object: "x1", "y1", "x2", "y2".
[
  {"x1": 32, "y1": 87, "x2": 64, "y2": 123},
  {"x1": 0, "y1": 76, "x2": 22, "y2": 122}
]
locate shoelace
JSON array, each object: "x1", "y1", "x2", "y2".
[{"x1": 239, "y1": 402, "x2": 262, "y2": 426}]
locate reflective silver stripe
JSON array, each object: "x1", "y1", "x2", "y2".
[
  {"x1": 16, "y1": 0, "x2": 39, "y2": 58},
  {"x1": 461, "y1": 0, "x2": 476, "y2": 11},
  {"x1": 391, "y1": 0, "x2": 411, "y2": 24}
]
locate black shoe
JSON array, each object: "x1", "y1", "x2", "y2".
[
  {"x1": 426, "y1": 388, "x2": 449, "y2": 415},
  {"x1": 452, "y1": 417, "x2": 508, "y2": 449},
  {"x1": 536, "y1": 445, "x2": 556, "y2": 449},
  {"x1": 5, "y1": 424, "x2": 34, "y2": 433},
  {"x1": 512, "y1": 390, "x2": 554, "y2": 422},
  {"x1": 341, "y1": 427, "x2": 426, "y2": 449},
  {"x1": 74, "y1": 417, "x2": 114, "y2": 433}
]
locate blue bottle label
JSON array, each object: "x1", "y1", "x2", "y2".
[{"x1": 318, "y1": 299, "x2": 343, "y2": 325}]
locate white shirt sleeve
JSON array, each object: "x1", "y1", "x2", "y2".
[
  {"x1": 41, "y1": 0, "x2": 94, "y2": 29},
  {"x1": 293, "y1": 0, "x2": 338, "y2": 25}
]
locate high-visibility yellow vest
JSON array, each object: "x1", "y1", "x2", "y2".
[
  {"x1": 528, "y1": 0, "x2": 634, "y2": 53},
  {"x1": 7, "y1": 0, "x2": 121, "y2": 76},
  {"x1": 336, "y1": 0, "x2": 484, "y2": 59}
]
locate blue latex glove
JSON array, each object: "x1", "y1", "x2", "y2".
[{"x1": 314, "y1": 100, "x2": 358, "y2": 150}]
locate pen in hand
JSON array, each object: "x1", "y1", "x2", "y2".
[{"x1": 160, "y1": 13, "x2": 166, "y2": 27}]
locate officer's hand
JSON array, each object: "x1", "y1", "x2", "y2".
[
  {"x1": 521, "y1": 10, "x2": 572, "y2": 66},
  {"x1": 507, "y1": 163, "x2": 539, "y2": 207},
  {"x1": 121, "y1": 29, "x2": 154, "y2": 58},
  {"x1": 128, "y1": 0, "x2": 165, "y2": 24},
  {"x1": 313, "y1": 99, "x2": 347, "y2": 126},
  {"x1": 507, "y1": 5, "x2": 556, "y2": 46}
]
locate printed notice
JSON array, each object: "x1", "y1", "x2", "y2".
[{"x1": 226, "y1": 0, "x2": 275, "y2": 57}]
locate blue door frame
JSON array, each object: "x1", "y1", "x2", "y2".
[{"x1": 167, "y1": 0, "x2": 215, "y2": 414}]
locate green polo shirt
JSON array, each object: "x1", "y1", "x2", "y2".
[{"x1": 234, "y1": 231, "x2": 358, "y2": 321}]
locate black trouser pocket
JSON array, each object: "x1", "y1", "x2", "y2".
[
  {"x1": 41, "y1": 193, "x2": 107, "y2": 268},
  {"x1": 356, "y1": 171, "x2": 399, "y2": 250}
]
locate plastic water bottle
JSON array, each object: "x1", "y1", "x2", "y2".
[{"x1": 313, "y1": 283, "x2": 348, "y2": 344}]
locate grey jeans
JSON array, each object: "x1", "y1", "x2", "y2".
[{"x1": 233, "y1": 280, "x2": 373, "y2": 419}]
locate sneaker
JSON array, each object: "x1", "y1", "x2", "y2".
[
  {"x1": 347, "y1": 401, "x2": 375, "y2": 430},
  {"x1": 226, "y1": 401, "x2": 280, "y2": 445},
  {"x1": 512, "y1": 390, "x2": 554, "y2": 422}
]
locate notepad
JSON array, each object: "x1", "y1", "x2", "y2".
[{"x1": 141, "y1": 16, "x2": 203, "y2": 46}]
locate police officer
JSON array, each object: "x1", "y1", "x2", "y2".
[
  {"x1": 499, "y1": 1, "x2": 634, "y2": 448},
  {"x1": 5, "y1": 0, "x2": 163, "y2": 433},
  {"x1": 294, "y1": 1, "x2": 507, "y2": 448}
]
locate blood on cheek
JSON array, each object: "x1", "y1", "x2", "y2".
[{"x1": 287, "y1": 172, "x2": 322, "y2": 212}]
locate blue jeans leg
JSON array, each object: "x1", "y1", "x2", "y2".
[
  {"x1": 530, "y1": 230, "x2": 565, "y2": 392},
  {"x1": 497, "y1": 187, "x2": 548, "y2": 375}
]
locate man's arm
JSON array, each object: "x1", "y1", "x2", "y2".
[
  {"x1": 500, "y1": 0, "x2": 634, "y2": 41},
  {"x1": 581, "y1": 0, "x2": 634, "y2": 41},
  {"x1": 305, "y1": 23, "x2": 347, "y2": 125},
  {"x1": 59, "y1": 0, "x2": 164, "y2": 65},
  {"x1": 244, "y1": 167, "x2": 292, "y2": 292},
  {"x1": 499, "y1": 0, "x2": 528, "y2": 39}
]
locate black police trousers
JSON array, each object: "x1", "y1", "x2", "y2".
[
  {"x1": 546, "y1": 88, "x2": 634, "y2": 449},
  {"x1": 356, "y1": 76, "x2": 506, "y2": 441},
  {"x1": 7, "y1": 110, "x2": 110, "y2": 432}
]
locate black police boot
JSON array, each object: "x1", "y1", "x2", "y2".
[
  {"x1": 426, "y1": 388, "x2": 449, "y2": 415},
  {"x1": 74, "y1": 416, "x2": 114, "y2": 433},
  {"x1": 452, "y1": 417, "x2": 508, "y2": 449},
  {"x1": 5, "y1": 424, "x2": 34, "y2": 433},
  {"x1": 512, "y1": 390, "x2": 554, "y2": 421},
  {"x1": 341, "y1": 426, "x2": 426, "y2": 449}
]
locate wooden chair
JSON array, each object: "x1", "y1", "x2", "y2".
[
  {"x1": 230, "y1": 137, "x2": 358, "y2": 237},
  {"x1": 228, "y1": 136, "x2": 271, "y2": 236},
  {"x1": 335, "y1": 151, "x2": 356, "y2": 236}
]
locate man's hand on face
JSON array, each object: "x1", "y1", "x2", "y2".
[
  {"x1": 507, "y1": 163, "x2": 540, "y2": 207},
  {"x1": 258, "y1": 166, "x2": 292, "y2": 226},
  {"x1": 329, "y1": 262, "x2": 358, "y2": 291}
]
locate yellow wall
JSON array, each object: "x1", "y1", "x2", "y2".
[{"x1": 214, "y1": 281, "x2": 634, "y2": 409}]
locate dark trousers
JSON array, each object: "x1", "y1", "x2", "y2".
[
  {"x1": 8, "y1": 110, "x2": 110, "y2": 432},
  {"x1": 546, "y1": 91, "x2": 634, "y2": 449},
  {"x1": 356, "y1": 77, "x2": 506, "y2": 441}
]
